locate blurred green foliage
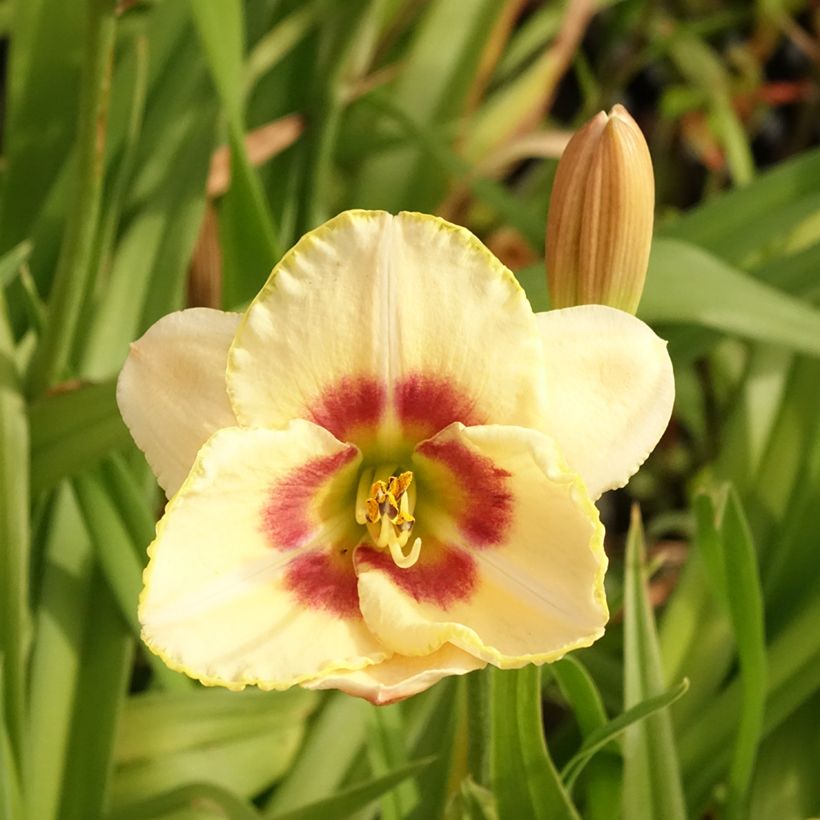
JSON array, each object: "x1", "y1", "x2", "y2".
[{"x1": 1, "y1": 0, "x2": 820, "y2": 817}]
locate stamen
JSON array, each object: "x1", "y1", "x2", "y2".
[{"x1": 358, "y1": 466, "x2": 421, "y2": 568}]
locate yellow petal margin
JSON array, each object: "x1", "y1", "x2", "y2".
[
  {"x1": 227, "y1": 211, "x2": 548, "y2": 454},
  {"x1": 535, "y1": 305, "x2": 674, "y2": 499},
  {"x1": 140, "y1": 420, "x2": 390, "y2": 689},
  {"x1": 355, "y1": 423, "x2": 608, "y2": 668},
  {"x1": 116, "y1": 308, "x2": 240, "y2": 497}
]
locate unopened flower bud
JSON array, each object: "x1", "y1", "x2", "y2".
[{"x1": 546, "y1": 105, "x2": 654, "y2": 314}]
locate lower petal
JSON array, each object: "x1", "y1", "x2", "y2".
[
  {"x1": 140, "y1": 421, "x2": 390, "y2": 688},
  {"x1": 355, "y1": 423, "x2": 608, "y2": 667},
  {"x1": 305, "y1": 644, "x2": 486, "y2": 705}
]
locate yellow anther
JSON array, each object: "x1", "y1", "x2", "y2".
[{"x1": 357, "y1": 467, "x2": 420, "y2": 568}]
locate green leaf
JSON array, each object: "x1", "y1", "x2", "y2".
[
  {"x1": 190, "y1": 0, "x2": 280, "y2": 308},
  {"x1": 679, "y1": 581, "x2": 820, "y2": 809},
  {"x1": 0, "y1": 305, "x2": 30, "y2": 758},
  {"x1": 0, "y1": 241, "x2": 33, "y2": 290},
  {"x1": 116, "y1": 688, "x2": 317, "y2": 765},
  {"x1": 353, "y1": 0, "x2": 507, "y2": 212},
  {"x1": 622, "y1": 506, "x2": 687, "y2": 820},
  {"x1": 561, "y1": 679, "x2": 690, "y2": 791},
  {"x1": 268, "y1": 757, "x2": 436, "y2": 820},
  {"x1": 189, "y1": 0, "x2": 244, "y2": 123},
  {"x1": 659, "y1": 146, "x2": 820, "y2": 267},
  {"x1": 696, "y1": 489, "x2": 767, "y2": 819},
  {"x1": 59, "y1": 569, "x2": 133, "y2": 820},
  {"x1": 245, "y1": 4, "x2": 319, "y2": 96},
  {"x1": 551, "y1": 656, "x2": 620, "y2": 820},
  {"x1": 641, "y1": 238, "x2": 820, "y2": 358},
  {"x1": 0, "y1": 658, "x2": 24, "y2": 820},
  {"x1": 367, "y1": 703, "x2": 420, "y2": 820},
  {"x1": 72, "y1": 472, "x2": 142, "y2": 633},
  {"x1": 552, "y1": 656, "x2": 608, "y2": 737},
  {"x1": 27, "y1": 0, "x2": 117, "y2": 395},
  {"x1": 0, "y1": 0, "x2": 83, "y2": 254},
  {"x1": 29, "y1": 378, "x2": 129, "y2": 496},
  {"x1": 490, "y1": 666, "x2": 580, "y2": 820},
  {"x1": 24, "y1": 488, "x2": 95, "y2": 820},
  {"x1": 110, "y1": 782, "x2": 262, "y2": 820},
  {"x1": 403, "y1": 679, "x2": 463, "y2": 820},
  {"x1": 263, "y1": 694, "x2": 370, "y2": 815},
  {"x1": 113, "y1": 690, "x2": 313, "y2": 809},
  {"x1": 445, "y1": 776, "x2": 499, "y2": 820}
]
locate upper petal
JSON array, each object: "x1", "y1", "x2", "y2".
[
  {"x1": 117, "y1": 308, "x2": 240, "y2": 497},
  {"x1": 355, "y1": 423, "x2": 608, "y2": 668},
  {"x1": 304, "y1": 644, "x2": 485, "y2": 705},
  {"x1": 227, "y1": 211, "x2": 547, "y2": 453},
  {"x1": 535, "y1": 305, "x2": 674, "y2": 499},
  {"x1": 140, "y1": 420, "x2": 390, "y2": 689}
]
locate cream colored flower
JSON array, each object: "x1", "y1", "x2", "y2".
[{"x1": 118, "y1": 210, "x2": 673, "y2": 704}]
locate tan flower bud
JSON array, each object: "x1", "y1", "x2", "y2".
[{"x1": 546, "y1": 105, "x2": 654, "y2": 314}]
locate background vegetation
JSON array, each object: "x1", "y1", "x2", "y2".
[{"x1": 1, "y1": 0, "x2": 820, "y2": 818}]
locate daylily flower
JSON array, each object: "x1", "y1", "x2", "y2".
[{"x1": 118, "y1": 210, "x2": 673, "y2": 704}]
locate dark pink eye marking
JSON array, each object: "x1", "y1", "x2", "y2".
[
  {"x1": 262, "y1": 447, "x2": 356, "y2": 550},
  {"x1": 357, "y1": 544, "x2": 477, "y2": 609},
  {"x1": 416, "y1": 438, "x2": 512, "y2": 547},
  {"x1": 309, "y1": 376, "x2": 386, "y2": 441},
  {"x1": 395, "y1": 374, "x2": 484, "y2": 438},
  {"x1": 284, "y1": 550, "x2": 360, "y2": 618}
]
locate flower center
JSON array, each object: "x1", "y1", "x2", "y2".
[{"x1": 355, "y1": 465, "x2": 421, "y2": 568}]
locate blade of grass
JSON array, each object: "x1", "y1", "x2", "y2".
[
  {"x1": 27, "y1": 0, "x2": 116, "y2": 396},
  {"x1": 29, "y1": 379, "x2": 129, "y2": 496},
  {"x1": 367, "y1": 704, "x2": 420, "y2": 820},
  {"x1": 0, "y1": 658, "x2": 24, "y2": 820},
  {"x1": 23, "y1": 488, "x2": 94, "y2": 820},
  {"x1": 353, "y1": 0, "x2": 506, "y2": 212},
  {"x1": 445, "y1": 775, "x2": 498, "y2": 819},
  {"x1": 116, "y1": 688, "x2": 316, "y2": 764},
  {"x1": 268, "y1": 758, "x2": 436, "y2": 820},
  {"x1": 0, "y1": 0, "x2": 83, "y2": 255},
  {"x1": 561, "y1": 679, "x2": 690, "y2": 791},
  {"x1": 110, "y1": 782, "x2": 262, "y2": 820},
  {"x1": 362, "y1": 91, "x2": 545, "y2": 246},
  {"x1": 641, "y1": 238, "x2": 820, "y2": 358},
  {"x1": 59, "y1": 569, "x2": 133, "y2": 820},
  {"x1": 72, "y1": 469, "x2": 183, "y2": 690},
  {"x1": 659, "y1": 146, "x2": 820, "y2": 266},
  {"x1": 490, "y1": 666, "x2": 581, "y2": 820},
  {"x1": 551, "y1": 657, "x2": 619, "y2": 820},
  {"x1": 0, "y1": 241, "x2": 33, "y2": 290},
  {"x1": 0, "y1": 303, "x2": 29, "y2": 759},
  {"x1": 245, "y1": 3, "x2": 319, "y2": 96},
  {"x1": 403, "y1": 678, "x2": 463, "y2": 820},
  {"x1": 622, "y1": 506, "x2": 687, "y2": 820},
  {"x1": 695, "y1": 489, "x2": 766, "y2": 819},
  {"x1": 190, "y1": 0, "x2": 280, "y2": 308}
]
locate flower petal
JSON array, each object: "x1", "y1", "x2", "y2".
[
  {"x1": 117, "y1": 308, "x2": 240, "y2": 497},
  {"x1": 140, "y1": 420, "x2": 390, "y2": 689},
  {"x1": 535, "y1": 305, "x2": 674, "y2": 499},
  {"x1": 227, "y1": 211, "x2": 547, "y2": 452},
  {"x1": 305, "y1": 644, "x2": 485, "y2": 705},
  {"x1": 355, "y1": 423, "x2": 608, "y2": 668}
]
